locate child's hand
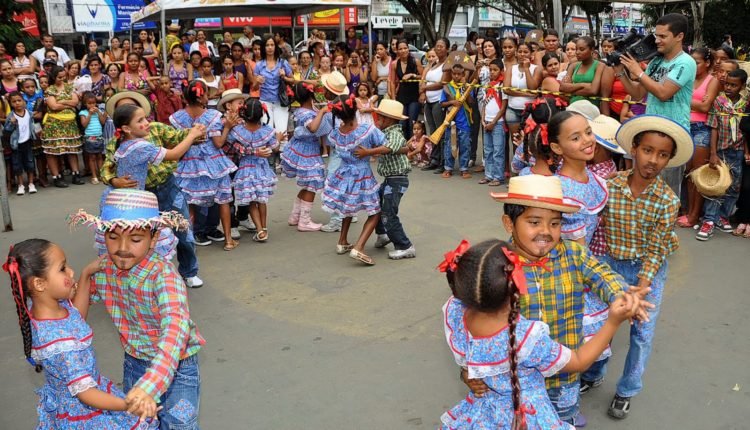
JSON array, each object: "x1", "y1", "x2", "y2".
[
  {"x1": 512, "y1": 131, "x2": 524, "y2": 146},
  {"x1": 255, "y1": 147, "x2": 272, "y2": 158},
  {"x1": 10, "y1": 115, "x2": 17, "y2": 124},
  {"x1": 275, "y1": 131, "x2": 287, "y2": 143},
  {"x1": 709, "y1": 153, "x2": 721, "y2": 169},
  {"x1": 125, "y1": 388, "x2": 156, "y2": 420},
  {"x1": 608, "y1": 293, "x2": 638, "y2": 324},
  {"x1": 460, "y1": 368, "x2": 490, "y2": 398},
  {"x1": 224, "y1": 112, "x2": 240, "y2": 128},
  {"x1": 353, "y1": 145, "x2": 370, "y2": 159},
  {"x1": 188, "y1": 124, "x2": 207, "y2": 140},
  {"x1": 82, "y1": 255, "x2": 105, "y2": 279}
]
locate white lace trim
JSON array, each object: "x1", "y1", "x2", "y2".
[
  {"x1": 540, "y1": 344, "x2": 572, "y2": 377},
  {"x1": 31, "y1": 334, "x2": 92, "y2": 361},
  {"x1": 582, "y1": 309, "x2": 609, "y2": 326},
  {"x1": 68, "y1": 375, "x2": 97, "y2": 396}
]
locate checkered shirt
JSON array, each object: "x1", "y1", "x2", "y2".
[
  {"x1": 707, "y1": 93, "x2": 747, "y2": 151},
  {"x1": 604, "y1": 170, "x2": 680, "y2": 282},
  {"x1": 378, "y1": 124, "x2": 411, "y2": 177},
  {"x1": 518, "y1": 240, "x2": 626, "y2": 389},
  {"x1": 588, "y1": 160, "x2": 618, "y2": 256},
  {"x1": 101, "y1": 122, "x2": 189, "y2": 189},
  {"x1": 90, "y1": 251, "x2": 205, "y2": 401}
]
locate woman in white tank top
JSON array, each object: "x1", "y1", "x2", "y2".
[
  {"x1": 502, "y1": 42, "x2": 542, "y2": 138},
  {"x1": 371, "y1": 42, "x2": 391, "y2": 98},
  {"x1": 418, "y1": 37, "x2": 452, "y2": 171}
]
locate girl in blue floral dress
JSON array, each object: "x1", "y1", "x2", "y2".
[
  {"x1": 4, "y1": 239, "x2": 158, "y2": 429},
  {"x1": 281, "y1": 82, "x2": 332, "y2": 232},
  {"x1": 227, "y1": 98, "x2": 279, "y2": 242},
  {"x1": 438, "y1": 239, "x2": 634, "y2": 430},
  {"x1": 322, "y1": 94, "x2": 385, "y2": 265},
  {"x1": 171, "y1": 80, "x2": 239, "y2": 251}
]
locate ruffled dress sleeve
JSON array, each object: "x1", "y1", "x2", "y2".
[
  {"x1": 442, "y1": 296, "x2": 468, "y2": 367},
  {"x1": 521, "y1": 321, "x2": 572, "y2": 378},
  {"x1": 115, "y1": 139, "x2": 167, "y2": 166}
]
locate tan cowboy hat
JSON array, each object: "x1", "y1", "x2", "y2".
[
  {"x1": 566, "y1": 100, "x2": 600, "y2": 120},
  {"x1": 490, "y1": 175, "x2": 581, "y2": 213},
  {"x1": 589, "y1": 115, "x2": 626, "y2": 155},
  {"x1": 616, "y1": 115, "x2": 693, "y2": 168},
  {"x1": 689, "y1": 162, "x2": 733, "y2": 197},
  {"x1": 167, "y1": 23, "x2": 181, "y2": 32},
  {"x1": 105, "y1": 91, "x2": 151, "y2": 118},
  {"x1": 217, "y1": 88, "x2": 249, "y2": 113},
  {"x1": 374, "y1": 99, "x2": 407, "y2": 120},
  {"x1": 321, "y1": 71, "x2": 349, "y2": 96}
]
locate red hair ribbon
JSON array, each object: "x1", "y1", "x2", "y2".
[
  {"x1": 344, "y1": 93, "x2": 356, "y2": 108},
  {"x1": 523, "y1": 118, "x2": 538, "y2": 135},
  {"x1": 114, "y1": 128, "x2": 122, "y2": 140},
  {"x1": 530, "y1": 97, "x2": 548, "y2": 110},
  {"x1": 515, "y1": 404, "x2": 537, "y2": 428},
  {"x1": 539, "y1": 124, "x2": 549, "y2": 146},
  {"x1": 192, "y1": 84, "x2": 204, "y2": 97},
  {"x1": 327, "y1": 100, "x2": 343, "y2": 112},
  {"x1": 501, "y1": 247, "x2": 529, "y2": 296},
  {"x1": 302, "y1": 83, "x2": 314, "y2": 92},
  {"x1": 261, "y1": 103, "x2": 268, "y2": 114},
  {"x1": 437, "y1": 240, "x2": 471, "y2": 273},
  {"x1": 181, "y1": 79, "x2": 188, "y2": 88},
  {"x1": 286, "y1": 85, "x2": 295, "y2": 97},
  {"x1": 2, "y1": 252, "x2": 35, "y2": 328}
]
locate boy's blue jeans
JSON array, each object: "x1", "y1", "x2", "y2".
[
  {"x1": 443, "y1": 127, "x2": 471, "y2": 172},
  {"x1": 703, "y1": 148, "x2": 744, "y2": 224},
  {"x1": 123, "y1": 353, "x2": 201, "y2": 430},
  {"x1": 593, "y1": 256, "x2": 668, "y2": 398},
  {"x1": 547, "y1": 382, "x2": 580, "y2": 424},
  {"x1": 375, "y1": 176, "x2": 411, "y2": 250},
  {"x1": 482, "y1": 123, "x2": 506, "y2": 181}
]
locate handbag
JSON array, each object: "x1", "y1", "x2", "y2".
[{"x1": 277, "y1": 60, "x2": 291, "y2": 107}]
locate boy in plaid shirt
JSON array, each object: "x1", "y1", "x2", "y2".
[
  {"x1": 596, "y1": 115, "x2": 693, "y2": 419},
  {"x1": 73, "y1": 189, "x2": 205, "y2": 429},
  {"x1": 697, "y1": 68, "x2": 748, "y2": 240}
]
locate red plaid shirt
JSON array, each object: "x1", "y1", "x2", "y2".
[
  {"x1": 90, "y1": 251, "x2": 205, "y2": 401},
  {"x1": 588, "y1": 160, "x2": 618, "y2": 256}
]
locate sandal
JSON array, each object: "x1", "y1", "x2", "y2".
[
  {"x1": 733, "y1": 223, "x2": 747, "y2": 236},
  {"x1": 223, "y1": 239, "x2": 239, "y2": 251},
  {"x1": 252, "y1": 229, "x2": 268, "y2": 242},
  {"x1": 743, "y1": 225, "x2": 750, "y2": 239},
  {"x1": 461, "y1": 171, "x2": 472, "y2": 179},
  {"x1": 349, "y1": 248, "x2": 375, "y2": 266},
  {"x1": 336, "y1": 243, "x2": 353, "y2": 254},
  {"x1": 478, "y1": 178, "x2": 491, "y2": 185},
  {"x1": 488, "y1": 179, "x2": 503, "y2": 187},
  {"x1": 441, "y1": 171, "x2": 452, "y2": 178},
  {"x1": 676, "y1": 215, "x2": 696, "y2": 228}
]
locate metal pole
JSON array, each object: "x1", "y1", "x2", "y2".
[
  {"x1": 339, "y1": 9, "x2": 345, "y2": 42},
  {"x1": 161, "y1": 9, "x2": 168, "y2": 75},
  {"x1": 0, "y1": 153, "x2": 12, "y2": 231},
  {"x1": 292, "y1": 10, "x2": 297, "y2": 48},
  {"x1": 367, "y1": 5, "x2": 372, "y2": 59},
  {"x1": 552, "y1": 0, "x2": 563, "y2": 37}
]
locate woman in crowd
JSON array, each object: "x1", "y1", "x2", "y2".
[
  {"x1": 42, "y1": 66, "x2": 83, "y2": 187},
  {"x1": 346, "y1": 27, "x2": 361, "y2": 51},
  {"x1": 560, "y1": 36, "x2": 605, "y2": 105},
  {"x1": 391, "y1": 39, "x2": 423, "y2": 140},
  {"x1": 501, "y1": 37, "x2": 518, "y2": 70},
  {"x1": 344, "y1": 50, "x2": 368, "y2": 95},
  {"x1": 86, "y1": 57, "x2": 111, "y2": 103},
  {"x1": 190, "y1": 30, "x2": 218, "y2": 59},
  {"x1": 64, "y1": 60, "x2": 81, "y2": 86},
  {"x1": 254, "y1": 35, "x2": 294, "y2": 133},
  {"x1": 167, "y1": 44, "x2": 189, "y2": 93},
  {"x1": 0, "y1": 59, "x2": 18, "y2": 96},
  {"x1": 139, "y1": 30, "x2": 159, "y2": 61},
  {"x1": 81, "y1": 40, "x2": 104, "y2": 68},
  {"x1": 230, "y1": 42, "x2": 251, "y2": 93},
  {"x1": 198, "y1": 57, "x2": 223, "y2": 108},
  {"x1": 220, "y1": 56, "x2": 243, "y2": 91},
  {"x1": 105, "y1": 36, "x2": 126, "y2": 65},
  {"x1": 540, "y1": 52, "x2": 563, "y2": 93},
  {"x1": 119, "y1": 53, "x2": 151, "y2": 97},
  {"x1": 298, "y1": 51, "x2": 318, "y2": 87},
  {"x1": 503, "y1": 42, "x2": 541, "y2": 140},
  {"x1": 105, "y1": 63, "x2": 121, "y2": 90},
  {"x1": 370, "y1": 42, "x2": 392, "y2": 101},
  {"x1": 12, "y1": 42, "x2": 36, "y2": 82},
  {"x1": 187, "y1": 51, "x2": 202, "y2": 80}
]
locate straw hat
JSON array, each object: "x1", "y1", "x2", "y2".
[
  {"x1": 490, "y1": 175, "x2": 581, "y2": 213},
  {"x1": 566, "y1": 100, "x2": 600, "y2": 120},
  {"x1": 616, "y1": 115, "x2": 693, "y2": 168},
  {"x1": 374, "y1": 99, "x2": 408, "y2": 120},
  {"x1": 105, "y1": 91, "x2": 152, "y2": 118},
  {"x1": 589, "y1": 115, "x2": 626, "y2": 154},
  {"x1": 217, "y1": 88, "x2": 249, "y2": 113},
  {"x1": 321, "y1": 71, "x2": 349, "y2": 95},
  {"x1": 689, "y1": 162, "x2": 733, "y2": 197},
  {"x1": 167, "y1": 23, "x2": 181, "y2": 32}
]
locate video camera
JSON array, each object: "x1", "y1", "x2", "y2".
[{"x1": 602, "y1": 30, "x2": 658, "y2": 67}]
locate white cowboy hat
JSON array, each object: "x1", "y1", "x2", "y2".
[
  {"x1": 374, "y1": 99, "x2": 408, "y2": 120},
  {"x1": 589, "y1": 115, "x2": 626, "y2": 155},
  {"x1": 491, "y1": 175, "x2": 581, "y2": 213},
  {"x1": 105, "y1": 91, "x2": 152, "y2": 118},
  {"x1": 616, "y1": 115, "x2": 693, "y2": 168},
  {"x1": 566, "y1": 100, "x2": 600, "y2": 120},
  {"x1": 217, "y1": 88, "x2": 249, "y2": 113},
  {"x1": 320, "y1": 71, "x2": 349, "y2": 96}
]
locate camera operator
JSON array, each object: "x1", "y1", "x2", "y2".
[{"x1": 614, "y1": 13, "x2": 696, "y2": 195}]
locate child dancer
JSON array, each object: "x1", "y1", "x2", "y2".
[
  {"x1": 518, "y1": 125, "x2": 556, "y2": 177},
  {"x1": 439, "y1": 239, "x2": 638, "y2": 429},
  {"x1": 21, "y1": 79, "x2": 47, "y2": 187},
  {"x1": 322, "y1": 94, "x2": 385, "y2": 265},
  {"x1": 441, "y1": 64, "x2": 474, "y2": 178},
  {"x1": 171, "y1": 80, "x2": 238, "y2": 251},
  {"x1": 355, "y1": 82, "x2": 376, "y2": 125},
  {"x1": 406, "y1": 121, "x2": 431, "y2": 167},
  {"x1": 70, "y1": 189, "x2": 205, "y2": 428},
  {"x1": 4, "y1": 91, "x2": 37, "y2": 194},
  {"x1": 4, "y1": 239, "x2": 158, "y2": 428},
  {"x1": 599, "y1": 116, "x2": 692, "y2": 419},
  {"x1": 228, "y1": 98, "x2": 280, "y2": 242},
  {"x1": 281, "y1": 82, "x2": 330, "y2": 232},
  {"x1": 79, "y1": 91, "x2": 106, "y2": 184},
  {"x1": 479, "y1": 59, "x2": 507, "y2": 186}
]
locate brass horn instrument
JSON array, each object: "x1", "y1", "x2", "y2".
[{"x1": 429, "y1": 79, "x2": 478, "y2": 144}]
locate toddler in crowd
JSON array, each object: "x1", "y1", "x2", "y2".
[
  {"x1": 406, "y1": 121, "x2": 431, "y2": 167},
  {"x1": 79, "y1": 91, "x2": 106, "y2": 184}
]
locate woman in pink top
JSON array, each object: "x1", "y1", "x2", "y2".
[{"x1": 680, "y1": 47, "x2": 721, "y2": 228}]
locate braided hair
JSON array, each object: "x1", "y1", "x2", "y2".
[
  {"x1": 329, "y1": 94, "x2": 358, "y2": 123},
  {"x1": 240, "y1": 98, "x2": 268, "y2": 125},
  {"x1": 5, "y1": 239, "x2": 54, "y2": 373},
  {"x1": 448, "y1": 239, "x2": 527, "y2": 429}
]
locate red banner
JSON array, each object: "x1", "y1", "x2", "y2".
[
  {"x1": 12, "y1": 10, "x2": 40, "y2": 37},
  {"x1": 223, "y1": 16, "x2": 292, "y2": 28}
]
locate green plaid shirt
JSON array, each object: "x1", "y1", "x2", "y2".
[
  {"x1": 518, "y1": 240, "x2": 627, "y2": 389},
  {"x1": 378, "y1": 124, "x2": 411, "y2": 177},
  {"x1": 101, "y1": 122, "x2": 188, "y2": 190}
]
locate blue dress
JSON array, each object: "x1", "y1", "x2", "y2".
[
  {"x1": 321, "y1": 124, "x2": 384, "y2": 217},
  {"x1": 227, "y1": 124, "x2": 278, "y2": 205},
  {"x1": 32, "y1": 300, "x2": 157, "y2": 430},
  {"x1": 280, "y1": 108, "x2": 330, "y2": 193},
  {"x1": 441, "y1": 297, "x2": 574, "y2": 430},
  {"x1": 170, "y1": 109, "x2": 236, "y2": 206}
]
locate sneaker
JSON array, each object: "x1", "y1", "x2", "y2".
[
  {"x1": 206, "y1": 229, "x2": 225, "y2": 241},
  {"x1": 320, "y1": 221, "x2": 342, "y2": 233},
  {"x1": 194, "y1": 234, "x2": 212, "y2": 246},
  {"x1": 374, "y1": 234, "x2": 391, "y2": 248},
  {"x1": 238, "y1": 219, "x2": 257, "y2": 232},
  {"x1": 388, "y1": 246, "x2": 416, "y2": 260},
  {"x1": 72, "y1": 173, "x2": 85, "y2": 185},
  {"x1": 28, "y1": 183, "x2": 37, "y2": 194},
  {"x1": 230, "y1": 227, "x2": 241, "y2": 240},
  {"x1": 352, "y1": 216, "x2": 359, "y2": 223},
  {"x1": 573, "y1": 413, "x2": 587, "y2": 427},
  {"x1": 607, "y1": 394, "x2": 631, "y2": 420},
  {"x1": 185, "y1": 275, "x2": 204, "y2": 289},
  {"x1": 579, "y1": 379, "x2": 603, "y2": 395},
  {"x1": 717, "y1": 217, "x2": 734, "y2": 233},
  {"x1": 695, "y1": 221, "x2": 714, "y2": 241},
  {"x1": 16, "y1": 185, "x2": 25, "y2": 195}
]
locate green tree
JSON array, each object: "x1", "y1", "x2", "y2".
[
  {"x1": 0, "y1": 0, "x2": 38, "y2": 51},
  {"x1": 578, "y1": 1, "x2": 612, "y2": 40},
  {"x1": 395, "y1": 0, "x2": 472, "y2": 46}
]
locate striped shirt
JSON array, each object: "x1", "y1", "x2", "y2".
[
  {"x1": 378, "y1": 124, "x2": 411, "y2": 177},
  {"x1": 518, "y1": 240, "x2": 626, "y2": 389},
  {"x1": 91, "y1": 251, "x2": 205, "y2": 401},
  {"x1": 603, "y1": 170, "x2": 679, "y2": 282}
]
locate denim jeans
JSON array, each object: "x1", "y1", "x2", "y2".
[
  {"x1": 444, "y1": 128, "x2": 471, "y2": 172},
  {"x1": 703, "y1": 148, "x2": 744, "y2": 224},
  {"x1": 482, "y1": 124, "x2": 506, "y2": 181},
  {"x1": 326, "y1": 148, "x2": 344, "y2": 224},
  {"x1": 546, "y1": 381, "x2": 580, "y2": 424},
  {"x1": 148, "y1": 176, "x2": 198, "y2": 278},
  {"x1": 193, "y1": 205, "x2": 219, "y2": 236},
  {"x1": 375, "y1": 176, "x2": 411, "y2": 250},
  {"x1": 11, "y1": 140, "x2": 35, "y2": 173},
  {"x1": 599, "y1": 255, "x2": 668, "y2": 398},
  {"x1": 123, "y1": 353, "x2": 201, "y2": 430},
  {"x1": 400, "y1": 101, "x2": 420, "y2": 141},
  {"x1": 424, "y1": 101, "x2": 445, "y2": 168}
]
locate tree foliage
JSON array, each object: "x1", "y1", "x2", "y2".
[
  {"x1": 395, "y1": 0, "x2": 473, "y2": 46},
  {"x1": 0, "y1": 0, "x2": 38, "y2": 51}
]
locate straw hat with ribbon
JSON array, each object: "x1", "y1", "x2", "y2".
[
  {"x1": 491, "y1": 174, "x2": 581, "y2": 213},
  {"x1": 374, "y1": 99, "x2": 408, "y2": 120},
  {"x1": 615, "y1": 115, "x2": 693, "y2": 168},
  {"x1": 588, "y1": 115, "x2": 626, "y2": 155},
  {"x1": 689, "y1": 162, "x2": 733, "y2": 197},
  {"x1": 217, "y1": 88, "x2": 249, "y2": 113},
  {"x1": 68, "y1": 189, "x2": 188, "y2": 233},
  {"x1": 321, "y1": 71, "x2": 349, "y2": 96},
  {"x1": 105, "y1": 91, "x2": 152, "y2": 118}
]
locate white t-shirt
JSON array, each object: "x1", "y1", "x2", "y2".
[
  {"x1": 14, "y1": 110, "x2": 31, "y2": 143},
  {"x1": 31, "y1": 46, "x2": 70, "y2": 67},
  {"x1": 425, "y1": 64, "x2": 445, "y2": 103},
  {"x1": 483, "y1": 93, "x2": 508, "y2": 123},
  {"x1": 508, "y1": 64, "x2": 537, "y2": 110}
]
